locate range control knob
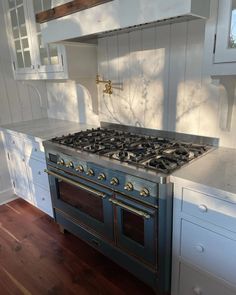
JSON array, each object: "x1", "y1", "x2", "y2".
[
  {"x1": 57, "y1": 159, "x2": 65, "y2": 165},
  {"x1": 86, "y1": 169, "x2": 95, "y2": 176},
  {"x1": 66, "y1": 161, "x2": 74, "y2": 168},
  {"x1": 76, "y1": 165, "x2": 84, "y2": 173},
  {"x1": 124, "y1": 182, "x2": 133, "y2": 191},
  {"x1": 110, "y1": 177, "x2": 119, "y2": 186},
  {"x1": 140, "y1": 188, "x2": 150, "y2": 197},
  {"x1": 98, "y1": 173, "x2": 106, "y2": 181}
]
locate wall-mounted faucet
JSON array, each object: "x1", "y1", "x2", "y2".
[{"x1": 96, "y1": 74, "x2": 113, "y2": 95}]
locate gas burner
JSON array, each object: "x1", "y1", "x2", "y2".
[
  {"x1": 51, "y1": 127, "x2": 211, "y2": 174},
  {"x1": 146, "y1": 157, "x2": 179, "y2": 173}
]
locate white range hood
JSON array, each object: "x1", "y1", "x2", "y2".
[{"x1": 41, "y1": 0, "x2": 210, "y2": 44}]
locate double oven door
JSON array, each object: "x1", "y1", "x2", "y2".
[
  {"x1": 47, "y1": 168, "x2": 114, "y2": 241},
  {"x1": 110, "y1": 194, "x2": 157, "y2": 267},
  {"x1": 47, "y1": 167, "x2": 157, "y2": 268}
]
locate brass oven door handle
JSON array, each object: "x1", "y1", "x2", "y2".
[
  {"x1": 109, "y1": 198, "x2": 151, "y2": 219},
  {"x1": 44, "y1": 169, "x2": 106, "y2": 199}
]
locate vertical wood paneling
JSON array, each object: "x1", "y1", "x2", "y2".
[
  {"x1": 0, "y1": 1, "x2": 48, "y2": 195},
  {"x1": 97, "y1": 21, "x2": 236, "y2": 148},
  {"x1": 168, "y1": 22, "x2": 188, "y2": 132},
  {"x1": 0, "y1": 2, "x2": 48, "y2": 126}
]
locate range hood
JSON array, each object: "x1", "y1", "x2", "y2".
[{"x1": 40, "y1": 0, "x2": 210, "y2": 44}]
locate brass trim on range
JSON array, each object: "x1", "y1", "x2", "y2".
[
  {"x1": 109, "y1": 198, "x2": 151, "y2": 219},
  {"x1": 44, "y1": 169, "x2": 106, "y2": 199}
]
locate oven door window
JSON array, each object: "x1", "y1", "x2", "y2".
[
  {"x1": 48, "y1": 172, "x2": 113, "y2": 240},
  {"x1": 114, "y1": 194, "x2": 157, "y2": 267},
  {"x1": 59, "y1": 181, "x2": 104, "y2": 222},
  {"x1": 122, "y1": 210, "x2": 145, "y2": 246}
]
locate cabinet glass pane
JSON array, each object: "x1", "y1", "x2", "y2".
[
  {"x1": 8, "y1": 0, "x2": 16, "y2": 9},
  {"x1": 229, "y1": 0, "x2": 236, "y2": 48},
  {"x1": 22, "y1": 38, "x2": 29, "y2": 50},
  {"x1": 17, "y1": 6, "x2": 25, "y2": 26},
  {"x1": 16, "y1": 52, "x2": 24, "y2": 68},
  {"x1": 10, "y1": 10, "x2": 17, "y2": 27},
  {"x1": 49, "y1": 44, "x2": 59, "y2": 65},
  {"x1": 20, "y1": 25, "x2": 27, "y2": 37},
  {"x1": 40, "y1": 48, "x2": 49, "y2": 65},
  {"x1": 15, "y1": 40, "x2": 21, "y2": 50},
  {"x1": 13, "y1": 27, "x2": 19, "y2": 39},
  {"x1": 24, "y1": 51, "x2": 31, "y2": 67},
  {"x1": 16, "y1": 0, "x2": 23, "y2": 5}
]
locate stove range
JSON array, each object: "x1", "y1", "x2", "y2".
[
  {"x1": 43, "y1": 122, "x2": 218, "y2": 294},
  {"x1": 51, "y1": 127, "x2": 211, "y2": 174}
]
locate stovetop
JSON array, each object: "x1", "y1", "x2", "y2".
[{"x1": 51, "y1": 127, "x2": 212, "y2": 174}]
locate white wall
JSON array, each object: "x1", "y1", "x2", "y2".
[
  {"x1": 97, "y1": 20, "x2": 236, "y2": 148},
  {"x1": 46, "y1": 18, "x2": 236, "y2": 148},
  {"x1": 0, "y1": 2, "x2": 48, "y2": 200}
]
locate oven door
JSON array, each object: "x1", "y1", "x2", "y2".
[
  {"x1": 46, "y1": 169, "x2": 113, "y2": 240},
  {"x1": 110, "y1": 194, "x2": 157, "y2": 267}
]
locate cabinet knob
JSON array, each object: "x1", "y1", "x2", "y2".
[
  {"x1": 198, "y1": 204, "x2": 208, "y2": 213},
  {"x1": 195, "y1": 244, "x2": 204, "y2": 253},
  {"x1": 42, "y1": 197, "x2": 45, "y2": 201},
  {"x1": 193, "y1": 287, "x2": 202, "y2": 295},
  {"x1": 38, "y1": 171, "x2": 41, "y2": 175},
  {"x1": 34, "y1": 148, "x2": 38, "y2": 152},
  {"x1": 31, "y1": 65, "x2": 35, "y2": 70}
]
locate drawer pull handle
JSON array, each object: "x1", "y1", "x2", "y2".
[
  {"x1": 38, "y1": 171, "x2": 41, "y2": 175},
  {"x1": 198, "y1": 204, "x2": 208, "y2": 213},
  {"x1": 91, "y1": 239, "x2": 101, "y2": 247},
  {"x1": 193, "y1": 287, "x2": 202, "y2": 295},
  {"x1": 42, "y1": 197, "x2": 45, "y2": 201},
  {"x1": 195, "y1": 244, "x2": 204, "y2": 253}
]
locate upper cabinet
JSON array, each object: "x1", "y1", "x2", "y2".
[
  {"x1": 3, "y1": 0, "x2": 97, "y2": 80},
  {"x1": 214, "y1": 0, "x2": 236, "y2": 63},
  {"x1": 205, "y1": 0, "x2": 236, "y2": 76}
]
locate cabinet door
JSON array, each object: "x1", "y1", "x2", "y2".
[
  {"x1": 215, "y1": 0, "x2": 236, "y2": 62},
  {"x1": 7, "y1": 143, "x2": 31, "y2": 202},
  {"x1": 28, "y1": 0, "x2": 64, "y2": 74},
  {"x1": 4, "y1": 0, "x2": 36, "y2": 75}
]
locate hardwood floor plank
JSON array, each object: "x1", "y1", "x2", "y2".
[{"x1": 0, "y1": 199, "x2": 155, "y2": 295}]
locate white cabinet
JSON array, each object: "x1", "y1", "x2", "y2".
[
  {"x1": 171, "y1": 183, "x2": 236, "y2": 295},
  {"x1": 179, "y1": 263, "x2": 236, "y2": 295},
  {"x1": 2, "y1": 130, "x2": 53, "y2": 217},
  {"x1": 3, "y1": 0, "x2": 97, "y2": 80},
  {"x1": 204, "y1": 0, "x2": 236, "y2": 75},
  {"x1": 4, "y1": 133, "x2": 32, "y2": 202}
]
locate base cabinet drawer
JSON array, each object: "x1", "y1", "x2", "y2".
[
  {"x1": 179, "y1": 263, "x2": 236, "y2": 295},
  {"x1": 181, "y1": 220, "x2": 236, "y2": 286},
  {"x1": 28, "y1": 158, "x2": 49, "y2": 190},
  {"x1": 32, "y1": 184, "x2": 53, "y2": 217},
  {"x1": 24, "y1": 139, "x2": 45, "y2": 161},
  {"x1": 182, "y1": 188, "x2": 236, "y2": 233}
]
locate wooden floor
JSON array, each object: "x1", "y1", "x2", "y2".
[{"x1": 0, "y1": 199, "x2": 155, "y2": 295}]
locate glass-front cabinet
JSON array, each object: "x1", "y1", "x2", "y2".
[
  {"x1": 214, "y1": 0, "x2": 236, "y2": 63},
  {"x1": 3, "y1": 0, "x2": 65, "y2": 79}
]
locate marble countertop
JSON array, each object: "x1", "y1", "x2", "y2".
[
  {"x1": 0, "y1": 118, "x2": 97, "y2": 140},
  {"x1": 171, "y1": 147, "x2": 236, "y2": 197}
]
